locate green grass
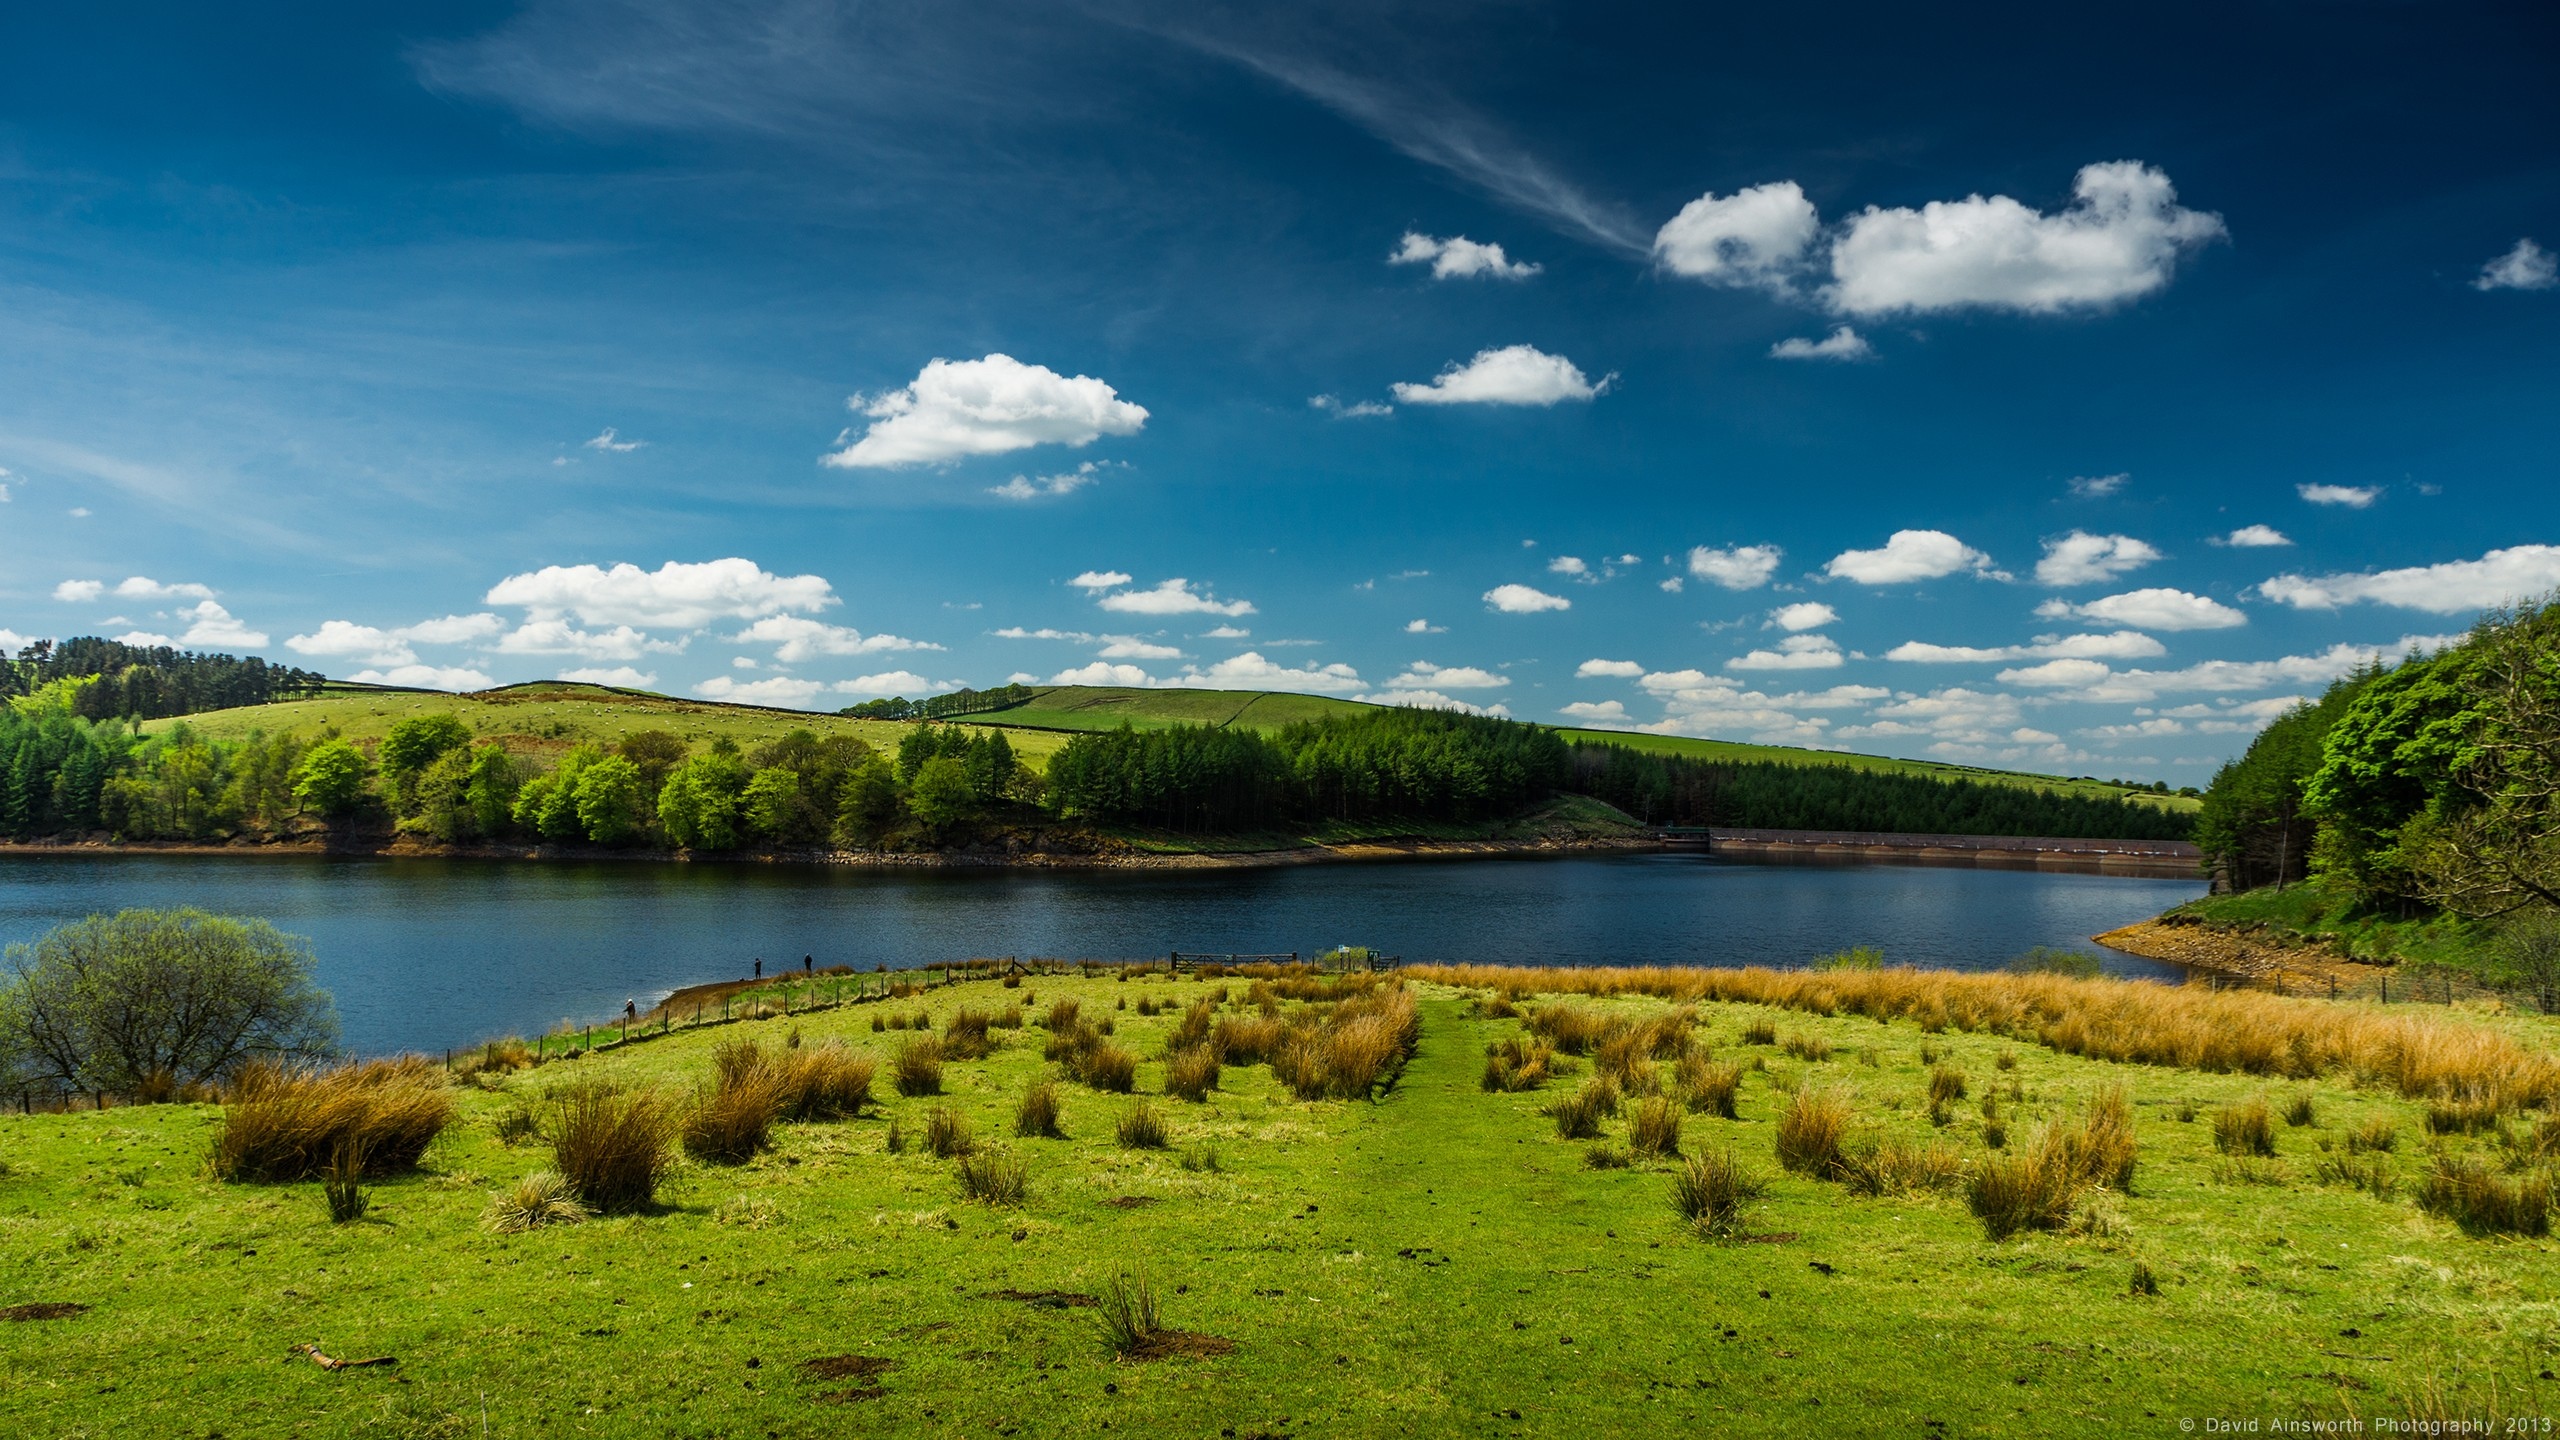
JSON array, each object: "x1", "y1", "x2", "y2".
[
  {"x1": 4, "y1": 972, "x2": 2550, "y2": 1435},
  {"x1": 2170, "y1": 881, "x2": 2495, "y2": 971}
]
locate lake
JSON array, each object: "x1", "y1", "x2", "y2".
[{"x1": 0, "y1": 853, "x2": 2204, "y2": 1056}]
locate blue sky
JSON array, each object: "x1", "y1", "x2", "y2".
[{"x1": 2, "y1": 1, "x2": 2555, "y2": 780}]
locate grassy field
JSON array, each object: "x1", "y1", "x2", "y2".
[
  {"x1": 5, "y1": 965, "x2": 2554, "y2": 1436},
  {"x1": 2169, "y1": 882, "x2": 2496, "y2": 972}
]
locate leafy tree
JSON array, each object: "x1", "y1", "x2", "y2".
[
  {"x1": 657, "y1": 750, "x2": 751, "y2": 849},
  {"x1": 908, "y1": 755, "x2": 978, "y2": 836},
  {"x1": 514, "y1": 745, "x2": 603, "y2": 840},
  {"x1": 465, "y1": 745, "x2": 521, "y2": 838},
  {"x1": 379, "y1": 714, "x2": 472, "y2": 814},
  {"x1": 964, "y1": 730, "x2": 1017, "y2": 801},
  {"x1": 616, "y1": 730, "x2": 688, "y2": 801},
  {"x1": 291, "y1": 737, "x2": 371, "y2": 820},
  {"x1": 741, "y1": 766, "x2": 827, "y2": 846},
  {"x1": 413, "y1": 745, "x2": 480, "y2": 843},
  {"x1": 573, "y1": 755, "x2": 649, "y2": 845},
  {"x1": 2397, "y1": 602, "x2": 2560, "y2": 917},
  {"x1": 834, "y1": 756, "x2": 904, "y2": 845},
  {"x1": 2300, "y1": 654, "x2": 2479, "y2": 902},
  {"x1": 0, "y1": 908, "x2": 338, "y2": 1096}
]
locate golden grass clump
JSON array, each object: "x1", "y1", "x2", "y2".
[
  {"x1": 944, "y1": 1009, "x2": 998, "y2": 1060},
  {"x1": 209, "y1": 1058, "x2": 458, "y2": 1183},
  {"x1": 925, "y1": 1105, "x2": 975, "y2": 1158},
  {"x1": 1775, "y1": 1087, "x2": 1853, "y2": 1178},
  {"x1": 1841, "y1": 1137, "x2": 1964, "y2": 1198},
  {"x1": 1739, "y1": 1018, "x2": 1778, "y2": 1046},
  {"x1": 1928, "y1": 1065, "x2": 1968, "y2": 1106},
  {"x1": 1965, "y1": 1091, "x2": 2138, "y2": 1240},
  {"x1": 1043, "y1": 998, "x2": 1083, "y2": 1032},
  {"x1": 1670, "y1": 1148, "x2": 1764, "y2": 1240},
  {"x1": 1116, "y1": 1100, "x2": 1170, "y2": 1150},
  {"x1": 2427, "y1": 1088, "x2": 2503, "y2": 1136},
  {"x1": 2215, "y1": 1098, "x2": 2277, "y2": 1157},
  {"x1": 1676, "y1": 1056, "x2": 1743, "y2": 1119},
  {"x1": 1075, "y1": 1042, "x2": 1140, "y2": 1093},
  {"x1": 2347, "y1": 1115, "x2": 2399, "y2": 1155},
  {"x1": 481, "y1": 1170, "x2": 587, "y2": 1234},
  {"x1": 551, "y1": 1085, "x2": 677, "y2": 1214},
  {"x1": 1528, "y1": 1003, "x2": 1608, "y2": 1056},
  {"x1": 1169, "y1": 998, "x2": 1219, "y2": 1054},
  {"x1": 1780, "y1": 1032, "x2": 1833, "y2": 1063},
  {"x1": 893, "y1": 1037, "x2": 946, "y2": 1097},
  {"x1": 1483, "y1": 1036, "x2": 1554, "y2": 1093},
  {"x1": 1016, "y1": 1080, "x2": 1064, "y2": 1139},
  {"x1": 2313, "y1": 1152, "x2": 2396, "y2": 1200},
  {"x1": 1165, "y1": 1046, "x2": 1220, "y2": 1102},
  {"x1": 956, "y1": 1148, "x2": 1028, "y2": 1206},
  {"x1": 1546, "y1": 1079, "x2": 1614, "y2": 1140},
  {"x1": 778, "y1": 1043, "x2": 876, "y2": 1119},
  {"x1": 1628, "y1": 1095, "x2": 1684, "y2": 1158},
  {"x1": 2420, "y1": 1154, "x2": 2552, "y2": 1237},
  {"x1": 682, "y1": 1060, "x2": 785, "y2": 1164},
  {"x1": 2283, "y1": 1092, "x2": 2318, "y2": 1127},
  {"x1": 1211, "y1": 1015, "x2": 1285, "y2": 1065}
]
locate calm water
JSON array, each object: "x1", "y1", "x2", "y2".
[{"x1": 0, "y1": 854, "x2": 2203, "y2": 1056}]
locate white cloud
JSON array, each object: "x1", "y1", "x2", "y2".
[
  {"x1": 1391, "y1": 345, "x2": 1608, "y2": 407},
  {"x1": 495, "y1": 619, "x2": 686, "y2": 662},
  {"x1": 584, "y1": 427, "x2": 644, "y2": 453},
  {"x1": 2256, "y1": 544, "x2": 2560, "y2": 614},
  {"x1": 989, "y1": 461, "x2": 1112, "y2": 500},
  {"x1": 1404, "y1": 619, "x2": 1444, "y2": 635},
  {"x1": 2298, "y1": 483, "x2": 2380, "y2": 508},
  {"x1": 993, "y1": 627, "x2": 1094, "y2": 641},
  {"x1": 0, "y1": 629, "x2": 28, "y2": 651},
  {"x1": 1769, "y1": 327, "x2": 1872, "y2": 362},
  {"x1": 1482, "y1": 583, "x2": 1571, "y2": 614},
  {"x1": 731, "y1": 657, "x2": 757, "y2": 669},
  {"x1": 695, "y1": 675, "x2": 828, "y2": 706},
  {"x1": 1629, "y1": 669, "x2": 1871, "y2": 746},
  {"x1": 401, "y1": 613, "x2": 507, "y2": 645},
  {"x1": 1548, "y1": 556, "x2": 1588, "y2": 576},
  {"x1": 2039, "y1": 587, "x2": 2246, "y2": 631},
  {"x1": 2218, "y1": 524, "x2": 2292, "y2": 548},
  {"x1": 287, "y1": 621, "x2": 414, "y2": 667},
  {"x1": 1096, "y1": 579, "x2": 1255, "y2": 617},
  {"x1": 2476, "y1": 239, "x2": 2557, "y2": 292},
  {"x1": 2042, "y1": 634, "x2": 2462, "y2": 704},
  {"x1": 52, "y1": 580, "x2": 104, "y2": 603},
  {"x1": 1577, "y1": 658, "x2": 1644, "y2": 679},
  {"x1": 1652, "y1": 181, "x2": 1819, "y2": 291},
  {"x1": 1559, "y1": 700, "x2": 1628, "y2": 722},
  {"x1": 1359, "y1": 690, "x2": 1511, "y2": 717},
  {"x1": 1824, "y1": 530, "x2": 1999, "y2": 584},
  {"x1": 1886, "y1": 630, "x2": 2166, "y2": 663},
  {"x1": 1825, "y1": 161, "x2": 2225, "y2": 316},
  {"x1": 350, "y1": 664, "x2": 498, "y2": 692},
  {"x1": 558, "y1": 666, "x2": 657, "y2": 688},
  {"x1": 1727, "y1": 634, "x2": 1843, "y2": 671},
  {"x1": 2035, "y1": 531, "x2": 2162, "y2": 587},
  {"x1": 1097, "y1": 636, "x2": 1183, "y2": 660},
  {"x1": 822, "y1": 354, "x2": 1147, "y2": 469},
  {"x1": 1069, "y1": 570, "x2": 1133, "y2": 590},
  {"x1": 1686, "y1": 544, "x2": 1783, "y2": 590},
  {"x1": 56, "y1": 576, "x2": 217, "y2": 603},
  {"x1": 1175, "y1": 652, "x2": 1364, "y2": 694},
  {"x1": 1659, "y1": 578, "x2": 1684, "y2": 593},
  {"x1": 1768, "y1": 602, "x2": 1837, "y2": 632},
  {"x1": 1388, "y1": 661, "x2": 1507, "y2": 691},
  {"x1": 1309, "y1": 394, "x2": 1394, "y2": 419},
  {"x1": 1838, "y1": 688, "x2": 2026, "y2": 746},
  {"x1": 838, "y1": 671, "x2": 955, "y2": 697},
  {"x1": 1997, "y1": 657, "x2": 2115, "y2": 688},
  {"x1": 487, "y1": 558, "x2": 833, "y2": 629},
  {"x1": 731, "y1": 615, "x2": 939, "y2": 662},
  {"x1": 1050, "y1": 662, "x2": 1159, "y2": 687},
  {"x1": 153, "y1": 601, "x2": 264, "y2": 650},
  {"x1": 1390, "y1": 232, "x2": 1541, "y2": 280},
  {"x1": 2069, "y1": 473, "x2": 2129, "y2": 499},
  {"x1": 2081, "y1": 718, "x2": 2188, "y2": 741},
  {"x1": 112, "y1": 631, "x2": 178, "y2": 648},
  {"x1": 1202, "y1": 625, "x2": 1250, "y2": 639}
]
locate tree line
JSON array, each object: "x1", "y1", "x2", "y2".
[
  {"x1": 2196, "y1": 595, "x2": 2560, "y2": 919},
  {"x1": 3, "y1": 637, "x2": 327, "y2": 720},
  {"x1": 1564, "y1": 742, "x2": 2196, "y2": 841},
  {"x1": 838, "y1": 683, "x2": 1037, "y2": 722}
]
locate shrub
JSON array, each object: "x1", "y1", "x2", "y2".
[
  {"x1": 1780, "y1": 1032, "x2": 1832, "y2": 1063},
  {"x1": 551, "y1": 1086, "x2": 676, "y2": 1213},
  {"x1": 1670, "y1": 1148, "x2": 1763, "y2": 1239},
  {"x1": 1677, "y1": 1057, "x2": 1742, "y2": 1119},
  {"x1": 2347, "y1": 1116, "x2": 2399, "y2": 1154},
  {"x1": 957, "y1": 1148, "x2": 1028, "y2": 1207},
  {"x1": 1166, "y1": 1046, "x2": 1220, "y2": 1102},
  {"x1": 683, "y1": 1064, "x2": 785, "y2": 1164},
  {"x1": 1841, "y1": 1137, "x2": 1963, "y2": 1197},
  {"x1": 1016, "y1": 1080, "x2": 1064, "y2": 1139},
  {"x1": 1077, "y1": 1043, "x2": 1140, "y2": 1094},
  {"x1": 1628, "y1": 1096, "x2": 1683, "y2": 1158},
  {"x1": 1775, "y1": 1088, "x2": 1852, "y2": 1178},
  {"x1": 481, "y1": 1170, "x2": 587, "y2": 1234},
  {"x1": 1928, "y1": 1066, "x2": 1968, "y2": 1106},
  {"x1": 1483, "y1": 1036, "x2": 1554, "y2": 1093},
  {"x1": 2214, "y1": 1099, "x2": 2277, "y2": 1157},
  {"x1": 925, "y1": 1105, "x2": 974, "y2": 1158},
  {"x1": 209, "y1": 1058, "x2": 457, "y2": 1183},
  {"x1": 1739, "y1": 1018, "x2": 1777, "y2": 1046},
  {"x1": 2283, "y1": 1092, "x2": 2318, "y2": 1128},
  {"x1": 1116, "y1": 1101, "x2": 1170, "y2": 1150},
  {"x1": 894, "y1": 1037, "x2": 946, "y2": 1097},
  {"x1": 1547, "y1": 1081, "x2": 1612, "y2": 1140},
  {"x1": 945, "y1": 1009, "x2": 997, "y2": 1060},
  {"x1": 2419, "y1": 1154, "x2": 2552, "y2": 1237}
]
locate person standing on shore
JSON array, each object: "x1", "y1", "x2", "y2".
[{"x1": 754, "y1": 958, "x2": 762, "y2": 979}]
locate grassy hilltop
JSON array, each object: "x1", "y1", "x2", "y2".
[{"x1": 3, "y1": 964, "x2": 2552, "y2": 1436}]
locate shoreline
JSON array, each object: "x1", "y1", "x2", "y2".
[{"x1": 2094, "y1": 915, "x2": 2385, "y2": 991}]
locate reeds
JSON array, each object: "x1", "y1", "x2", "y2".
[
  {"x1": 683, "y1": 1061, "x2": 784, "y2": 1164},
  {"x1": 2283, "y1": 1092, "x2": 2318, "y2": 1127},
  {"x1": 1628, "y1": 1096, "x2": 1683, "y2": 1158},
  {"x1": 2419, "y1": 1154, "x2": 2552, "y2": 1237},
  {"x1": 481, "y1": 1170, "x2": 587, "y2": 1233},
  {"x1": 1116, "y1": 1101, "x2": 1170, "y2": 1150},
  {"x1": 1270, "y1": 987, "x2": 1421, "y2": 1101},
  {"x1": 1780, "y1": 1032, "x2": 1832, "y2": 1063},
  {"x1": 1485, "y1": 1036, "x2": 1555, "y2": 1093},
  {"x1": 925, "y1": 1105, "x2": 975, "y2": 1158},
  {"x1": 1928, "y1": 1066, "x2": 1968, "y2": 1106},
  {"x1": 2347, "y1": 1116, "x2": 2399, "y2": 1155},
  {"x1": 1775, "y1": 1088, "x2": 1853, "y2": 1178},
  {"x1": 944, "y1": 1009, "x2": 997, "y2": 1060},
  {"x1": 1546, "y1": 1079, "x2": 1614, "y2": 1140},
  {"x1": 1165, "y1": 1046, "x2": 1220, "y2": 1102},
  {"x1": 1016, "y1": 1080, "x2": 1064, "y2": 1139},
  {"x1": 1965, "y1": 1091, "x2": 2139, "y2": 1240},
  {"x1": 1044, "y1": 998, "x2": 1083, "y2": 1031},
  {"x1": 1840, "y1": 1137, "x2": 1963, "y2": 1198},
  {"x1": 322, "y1": 1141, "x2": 368, "y2": 1223},
  {"x1": 956, "y1": 1148, "x2": 1028, "y2": 1206},
  {"x1": 551, "y1": 1085, "x2": 676, "y2": 1213},
  {"x1": 1669, "y1": 1147, "x2": 1763, "y2": 1239},
  {"x1": 1076, "y1": 1043, "x2": 1140, "y2": 1093},
  {"x1": 2215, "y1": 1098, "x2": 2277, "y2": 1157},
  {"x1": 1099, "y1": 1270, "x2": 1162, "y2": 1357},
  {"x1": 1676, "y1": 1056, "x2": 1742, "y2": 1118},
  {"x1": 209, "y1": 1058, "x2": 457, "y2": 1183},
  {"x1": 1739, "y1": 1018, "x2": 1777, "y2": 1046},
  {"x1": 894, "y1": 1037, "x2": 946, "y2": 1097}
]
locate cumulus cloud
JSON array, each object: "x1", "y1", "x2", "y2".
[
  {"x1": 1577, "y1": 658, "x2": 1644, "y2": 679},
  {"x1": 1824, "y1": 530, "x2": 1999, "y2": 585},
  {"x1": 1309, "y1": 394, "x2": 1394, "y2": 419},
  {"x1": 989, "y1": 461, "x2": 1112, "y2": 500},
  {"x1": 558, "y1": 666, "x2": 657, "y2": 688},
  {"x1": 1548, "y1": 556, "x2": 1588, "y2": 577},
  {"x1": 584, "y1": 427, "x2": 643, "y2": 453},
  {"x1": 1387, "y1": 661, "x2": 1506, "y2": 691},
  {"x1": 1404, "y1": 619, "x2": 1444, "y2": 635},
  {"x1": 123, "y1": 601, "x2": 268, "y2": 651},
  {"x1": 487, "y1": 558, "x2": 833, "y2": 630},
  {"x1": 2037, "y1": 587, "x2": 2246, "y2": 631},
  {"x1": 2256, "y1": 545, "x2": 2560, "y2": 614},
  {"x1": 2069, "y1": 474, "x2": 2129, "y2": 499},
  {"x1": 1727, "y1": 634, "x2": 1843, "y2": 671},
  {"x1": 286, "y1": 613, "x2": 507, "y2": 668},
  {"x1": 822, "y1": 354, "x2": 1147, "y2": 468},
  {"x1": 1482, "y1": 583, "x2": 1571, "y2": 614},
  {"x1": 1050, "y1": 661, "x2": 1158, "y2": 687},
  {"x1": 1095, "y1": 579, "x2": 1255, "y2": 617},
  {"x1": 1202, "y1": 625, "x2": 1251, "y2": 639},
  {"x1": 2036, "y1": 634, "x2": 2462, "y2": 704},
  {"x1": 1069, "y1": 570, "x2": 1133, "y2": 590},
  {"x1": 0, "y1": 629, "x2": 31, "y2": 651},
  {"x1": 2036, "y1": 531, "x2": 2162, "y2": 587},
  {"x1": 731, "y1": 616, "x2": 939, "y2": 662},
  {"x1": 2218, "y1": 524, "x2": 2292, "y2": 548},
  {"x1": 1175, "y1": 652, "x2": 1363, "y2": 694},
  {"x1": 1769, "y1": 327, "x2": 1872, "y2": 362},
  {"x1": 495, "y1": 619, "x2": 687, "y2": 662},
  {"x1": 1825, "y1": 161, "x2": 2225, "y2": 316},
  {"x1": 1687, "y1": 544, "x2": 1783, "y2": 590},
  {"x1": 349, "y1": 664, "x2": 497, "y2": 692},
  {"x1": 55, "y1": 576, "x2": 217, "y2": 603},
  {"x1": 2298, "y1": 483, "x2": 2380, "y2": 508},
  {"x1": 1837, "y1": 688, "x2": 2026, "y2": 747},
  {"x1": 1886, "y1": 630, "x2": 2166, "y2": 663},
  {"x1": 1098, "y1": 636, "x2": 1182, "y2": 660},
  {"x1": 694, "y1": 675, "x2": 829, "y2": 706},
  {"x1": 838, "y1": 671, "x2": 953, "y2": 697},
  {"x1": 1630, "y1": 669, "x2": 1883, "y2": 747},
  {"x1": 993, "y1": 627, "x2": 1093, "y2": 642},
  {"x1": 1360, "y1": 690, "x2": 1511, "y2": 717},
  {"x1": 1391, "y1": 345, "x2": 1608, "y2": 406},
  {"x1": 1652, "y1": 182, "x2": 1819, "y2": 291},
  {"x1": 1390, "y1": 232, "x2": 1541, "y2": 280},
  {"x1": 1768, "y1": 602, "x2": 1838, "y2": 632},
  {"x1": 2476, "y1": 239, "x2": 2557, "y2": 292},
  {"x1": 1997, "y1": 657, "x2": 2114, "y2": 688},
  {"x1": 1558, "y1": 699, "x2": 1628, "y2": 722}
]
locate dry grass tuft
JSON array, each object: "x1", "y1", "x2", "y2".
[
  {"x1": 1483, "y1": 1036, "x2": 1554, "y2": 1093},
  {"x1": 1628, "y1": 1095, "x2": 1684, "y2": 1158},
  {"x1": 481, "y1": 1170, "x2": 587, "y2": 1234},
  {"x1": 1670, "y1": 1147, "x2": 1764, "y2": 1239},
  {"x1": 1840, "y1": 1137, "x2": 1964, "y2": 1198},
  {"x1": 2283, "y1": 1092, "x2": 2319, "y2": 1127},
  {"x1": 209, "y1": 1058, "x2": 457, "y2": 1183},
  {"x1": 1676, "y1": 1056, "x2": 1743, "y2": 1119},
  {"x1": 2313, "y1": 1152, "x2": 2397, "y2": 1200},
  {"x1": 1165, "y1": 1046, "x2": 1220, "y2": 1102},
  {"x1": 2420, "y1": 1154, "x2": 2552, "y2": 1237},
  {"x1": 2347, "y1": 1115, "x2": 2399, "y2": 1155},
  {"x1": 924, "y1": 1105, "x2": 975, "y2": 1159},
  {"x1": 1546, "y1": 1079, "x2": 1614, "y2": 1140},
  {"x1": 550, "y1": 1085, "x2": 677, "y2": 1214},
  {"x1": 1076, "y1": 1042, "x2": 1140, "y2": 1094},
  {"x1": 893, "y1": 1037, "x2": 946, "y2": 1098},
  {"x1": 683, "y1": 1061, "x2": 785, "y2": 1164},
  {"x1": 1927, "y1": 1066, "x2": 1968, "y2": 1106},
  {"x1": 2215, "y1": 1099, "x2": 2277, "y2": 1157},
  {"x1": 944, "y1": 1009, "x2": 998, "y2": 1060},
  {"x1": 1115, "y1": 1101, "x2": 1170, "y2": 1150},
  {"x1": 1780, "y1": 1032, "x2": 1833, "y2": 1063},
  {"x1": 1016, "y1": 1080, "x2": 1064, "y2": 1139},
  {"x1": 1775, "y1": 1087, "x2": 1853, "y2": 1178},
  {"x1": 956, "y1": 1148, "x2": 1028, "y2": 1207},
  {"x1": 1965, "y1": 1091, "x2": 2139, "y2": 1240},
  {"x1": 1739, "y1": 1018, "x2": 1778, "y2": 1046}
]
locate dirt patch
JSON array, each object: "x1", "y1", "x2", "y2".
[
  {"x1": 1125, "y1": 1330, "x2": 1236, "y2": 1361},
  {"x1": 2098, "y1": 918, "x2": 2378, "y2": 993},
  {"x1": 2, "y1": 1302, "x2": 88, "y2": 1322},
  {"x1": 1102, "y1": 1196, "x2": 1161, "y2": 1209},
  {"x1": 800, "y1": 1355, "x2": 899, "y2": 1381},
  {"x1": 987, "y1": 1288, "x2": 1097, "y2": 1309}
]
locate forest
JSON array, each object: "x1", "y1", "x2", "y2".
[
  {"x1": 2, "y1": 637, "x2": 327, "y2": 719},
  {"x1": 2194, "y1": 595, "x2": 2560, "y2": 922}
]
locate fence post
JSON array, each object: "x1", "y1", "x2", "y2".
[
  {"x1": 584, "y1": 1025, "x2": 590, "y2": 1053},
  {"x1": 2380, "y1": 976, "x2": 2389, "y2": 1003}
]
